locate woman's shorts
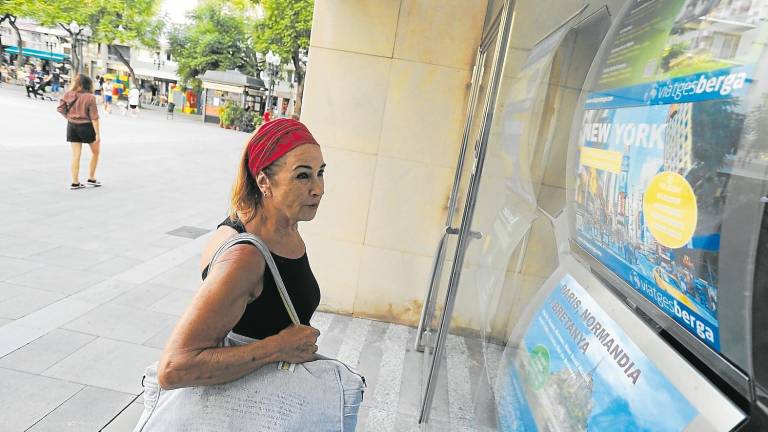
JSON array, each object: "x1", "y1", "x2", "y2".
[
  {"x1": 104, "y1": 95, "x2": 112, "y2": 103},
  {"x1": 130, "y1": 104, "x2": 138, "y2": 109},
  {"x1": 94, "y1": 89, "x2": 102, "y2": 95},
  {"x1": 67, "y1": 122, "x2": 96, "y2": 143}
]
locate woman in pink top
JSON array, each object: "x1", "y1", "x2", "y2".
[{"x1": 57, "y1": 74, "x2": 102, "y2": 189}]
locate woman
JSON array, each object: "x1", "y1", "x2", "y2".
[
  {"x1": 57, "y1": 74, "x2": 101, "y2": 189},
  {"x1": 157, "y1": 118, "x2": 324, "y2": 390},
  {"x1": 93, "y1": 75, "x2": 103, "y2": 103}
]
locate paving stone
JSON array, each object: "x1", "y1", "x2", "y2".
[
  {"x1": 0, "y1": 368, "x2": 83, "y2": 431},
  {"x1": 0, "y1": 299, "x2": 97, "y2": 358},
  {"x1": 110, "y1": 282, "x2": 176, "y2": 310},
  {"x1": 27, "y1": 386, "x2": 135, "y2": 432},
  {"x1": 6, "y1": 265, "x2": 106, "y2": 295},
  {"x1": 0, "y1": 329, "x2": 96, "y2": 374},
  {"x1": 0, "y1": 287, "x2": 66, "y2": 319},
  {"x1": 102, "y1": 402, "x2": 144, "y2": 432},
  {"x1": 0, "y1": 256, "x2": 44, "y2": 281},
  {"x1": 86, "y1": 256, "x2": 143, "y2": 276},
  {"x1": 26, "y1": 246, "x2": 115, "y2": 271},
  {"x1": 0, "y1": 281, "x2": 28, "y2": 302},
  {"x1": 42, "y1": 337, "x2": 161, "y2": 394},
  {"x1": 166, "y1": 225, "x2": 212, "y2": 239},
  {"x1": 142, "y1": 321, "x2": 176, "y2": 349},
  {"x1": 148, "y1": 288, "x2": 196, "y2": 316},
  {"x1": 69, "y1": 279, "x2": 139, "y2": 305},
  {"x1": 0, "y1": 237, "x2": 59, "y2": 259},
  {"x1": 62, "y1": 303, "x2": 178, "y2": 344},
  {"x1": 147, "y1": 256, "x2": 204, "y2": 291}
]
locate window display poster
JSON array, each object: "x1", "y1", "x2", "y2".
[
  {"x1": 586, "y1": 0, "x2": 766, "y2": 108},
  {"x1": 572, "y1": 0, "x2": 762, "y2": 351},
  {"x1": 574, "y1": 96, "x2": 747, "y2": 351},
  {"x1": 497, "y1": 274, "x2": 698, "y2": 431}
]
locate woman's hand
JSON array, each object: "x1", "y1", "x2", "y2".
[{"x1": 274, "y1": 325, "x2": 320, "y2": 363}]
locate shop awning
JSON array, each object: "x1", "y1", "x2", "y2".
[
  {"x1": 200, "y1": 69, "x2": 266, "y2": 91},
  {"x1": 132, "y1": 67, "x2": 179, "y2": 82},
  {"x1": 4, "y1": 46, "x2": 68, "y2": 62}
]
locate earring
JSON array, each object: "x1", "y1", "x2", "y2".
[{"x1": 263, "y1": 190, "x2": 269, "y2": 198}]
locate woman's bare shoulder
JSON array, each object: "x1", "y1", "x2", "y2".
[{"x1": 200, "y1": 225, "x2": 241, "y2": 273}]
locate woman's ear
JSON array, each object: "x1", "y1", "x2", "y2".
[{"x1": 255, "y1": 171, "x2": 271, "y2": 195}]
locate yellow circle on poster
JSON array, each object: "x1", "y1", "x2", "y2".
[{"x1": 643, "y1": 172, "x2": 697, "y2": 249}]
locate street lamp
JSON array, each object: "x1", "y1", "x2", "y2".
[
  {"x1": 68, "y1": 22, "x2": 92, "y2": 73},
  {"x1": 263, "y1": 50, "x2": 281, "y2": 115},
  {"x1": 44, "y1": 35, "x2": 58, "y2": 69}
]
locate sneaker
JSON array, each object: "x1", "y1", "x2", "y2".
[
  {"x1": 70, "y1": 183, "x2": 85, "y2": 190},
  {"x1": 86, "y1": 179, "x2": 102, "y2": 187}
]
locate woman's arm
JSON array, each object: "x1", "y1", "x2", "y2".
[
  {"x1": 158, "y1": 244, "x2": 319, "y2": 390},
  {"x1": 199, "y1": 225, "x2": 239, "y2": 274},
  {"x1": 92, "y1": 119, "x2": 100, "y2": 143}
]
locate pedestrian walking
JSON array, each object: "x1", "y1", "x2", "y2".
[
  {"x1": 57, "y1": 74, "x2": 102, "y2": 190},
  {"x1": 51, "y1": 68, "x2": 62, "y2": 97},
  {"x1": 128, "y1": 85, "x2": 141, "y2": 117},
  {"x1": 94, "y1": 75, "x2": 103, "y2": 103},
  {"x1": 25, "y1": 68, "x2": 39, "y2": 99},
  {"x1": 103, "y1": 79, "x2": 113, "y2": 113},
  {"x1": 150, "y1": 82, "x2": 158, "y2": 105}
]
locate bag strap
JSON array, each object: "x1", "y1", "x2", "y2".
[
  {"x1": 64, "y1": 94, "x2": 78, "y2": 115},
  {"x1": 208, "y1": 232, "x2": 300, "y2": 326}
]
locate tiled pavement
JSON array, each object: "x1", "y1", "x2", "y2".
[{"x1": 0, "y1": 84, "x2": 503, "y2": 431}]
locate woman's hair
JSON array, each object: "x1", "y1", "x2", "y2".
[
  {"x1": 229, "y1": 145, "x2": 279, "y2": 224},
  {"x1": 69, "y1": 74, "x2": 93, "y2": 93}
]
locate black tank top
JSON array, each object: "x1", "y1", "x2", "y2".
[{"x1": 201, "y1": 217, "x2": 321, "y2": 340}]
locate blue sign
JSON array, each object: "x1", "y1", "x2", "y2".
[{"x1": 585, "y1": 66, "x2": 753, "y2": 110}]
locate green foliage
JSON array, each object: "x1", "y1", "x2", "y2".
[
  {"x1": 660, "y1": 42, "x2": 690, "y2": 72},
  {"x1": 252, "y1": 0, "x2": 313, "y2": 63},
  {"x1": 15, "y1": 0, "x2": 162, "y2": 78},
  {"x1": 219, "y1": 100, "x2": 238, "y2": 127},
  {"x1": 2, "y1": 0, "x2": 52, "y2": 67},
  {"x1": 251, "y1": 0, "x2": 313, "y2": 115},
  {"x1": 1, "y1": 0, "x2": 37, "y2": 20},
  {"x1": 219, "y1": 100, "x2": 260, "y2": 132},
  {"x1": 168, "y1": 0, "x2": 259, "y2": 85},
  {"x1": 32, "y1": 0, "x2": 163, "y2": 47}
]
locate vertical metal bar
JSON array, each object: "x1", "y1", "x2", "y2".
[
  {"x1": 418, "y1": 0, "x2": 515, "y2": 423},
  {"x1": 445, "y1": 49, "x2": 484, "y2": 226},
  {"x1": 414, "y1": 48, "x2": 486, "y2": 351},
  {"x1": 414, "y1": 227, "x2": 450, "y2": 351}
]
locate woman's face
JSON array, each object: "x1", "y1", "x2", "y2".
[{"x1": 265, "y1": 144, "x2": 325, "y2": 222}]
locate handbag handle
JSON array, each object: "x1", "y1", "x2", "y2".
[{"x1": 208, "y1": 232, "x2": 301, "y2": 326}]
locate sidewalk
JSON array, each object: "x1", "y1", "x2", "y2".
[{"x1": 0, "y1": 83, "x2": 494, "y2": 431}]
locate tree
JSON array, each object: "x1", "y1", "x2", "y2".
[
  {"x1": 252, "y1": 0, "x2": 313, "y2": 117},
  {"x1": 0, "y1": 0, "x2": 37, "y2": 69},
  {"x1": 87, "y1": 0, "x2": 164, "y2": 87},
  {"x1": 168, "y1": 0, "x2": 259, "y2": 88},
  {"x1": 35, "y1": 0, "x2": 163, "y2": 86}
]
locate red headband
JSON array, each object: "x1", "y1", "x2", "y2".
[{"x1": 246, "y1": 119, "x2": 319, "y2": 175}]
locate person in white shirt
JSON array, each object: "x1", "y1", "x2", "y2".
[
  {"x1": 128, "y1": 86, "x2": 141, "y2": 117},
  {"x1": 103, "y1": 80, "x2": 114, "y2": 114}
]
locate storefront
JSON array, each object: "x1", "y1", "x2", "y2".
[
  {"x1": 298, "y1": 0, "x2": 768, "y2": 429},
  {"x1": 199, "y1": 70, "x2": 266, "y2": 124},
  {"x1": 411, "y1": 0, "x2": 768, "y2": 430}
]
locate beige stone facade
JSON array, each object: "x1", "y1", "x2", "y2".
[{"x1": 301, "y1": 0, "x2": 629, "y2": 340}]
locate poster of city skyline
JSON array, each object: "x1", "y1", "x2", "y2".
[
  {"x1": 574, "y1": 97, "x2": 746, "y2": 351},
  {"x1": 572, "y1": 0, "x2": 760, "y2": 352}
]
